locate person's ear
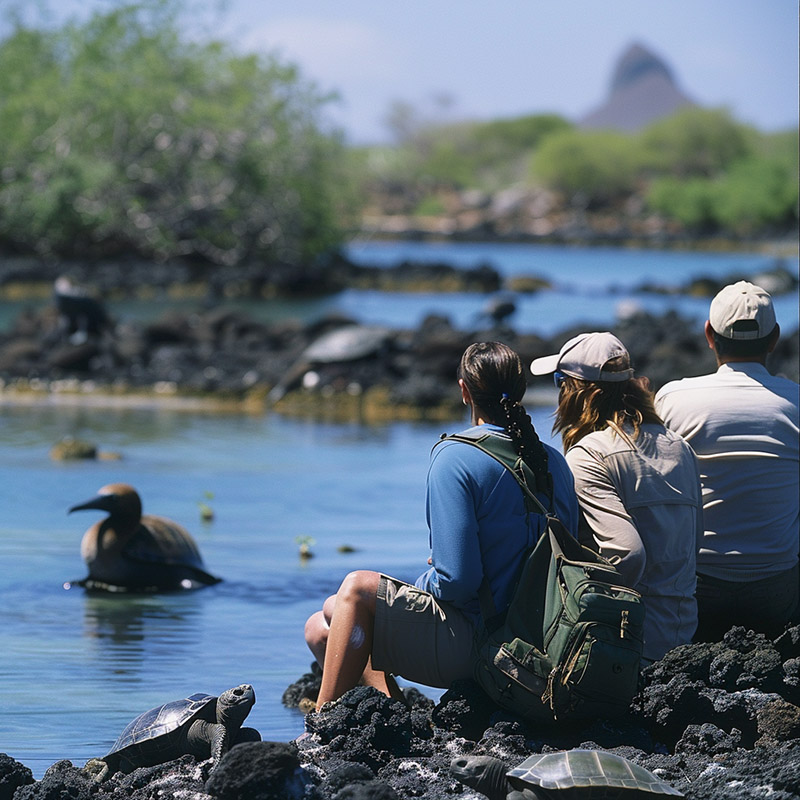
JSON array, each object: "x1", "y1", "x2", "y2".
[
  {"x1": 458, "y1": 378, "x2": 471, "y2": 406},
  {"x1": 704, "y1": 320, "x2": 715, "y2": 350}
]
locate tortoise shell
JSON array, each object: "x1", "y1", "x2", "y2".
[
  {"x1": 507, "y1": 750, "x2": 683, "y2": 797},
  {"x1": 107, "y1": 692, "x2": 216, "y2": 758}
]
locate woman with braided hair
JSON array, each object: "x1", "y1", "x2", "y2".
[
  {"x1": 531, "y1": 331, "x2": 702, "y2": 662},
  {"x1": 304, "y1": 342, "x2": 577, "y2": 710}
]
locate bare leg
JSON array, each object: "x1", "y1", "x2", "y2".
[
  {"x1": 314, "y1": 570, "x2": 403, "y2": 709},
  {"x1": 305, "y1": 594, "x2": 337, "y2": 669}
]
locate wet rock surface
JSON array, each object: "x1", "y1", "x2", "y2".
[
  {"x1": 4, "y1": 626, "x2": 800, "y2": 799},
  {"x1": 1, "y1": 261, "x2": 797, "y2": 415}
]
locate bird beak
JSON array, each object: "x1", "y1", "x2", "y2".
[{"x1": 69, "y1": 494, "x2": 115, "y2": 514}]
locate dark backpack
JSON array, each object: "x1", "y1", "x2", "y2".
[{"x1": 438, "y1": 430, "x2": 644, "y2": 722}]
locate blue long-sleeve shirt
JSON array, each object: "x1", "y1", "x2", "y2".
[{"x1": 415, "y1": 424, "x2": 578, "y2": 622}]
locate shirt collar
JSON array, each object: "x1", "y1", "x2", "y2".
[{"x1": 717, "y1": 361, "x2": 770, "y2": 377}]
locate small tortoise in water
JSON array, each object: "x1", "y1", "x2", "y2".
[
  {"x1": 450, "y1": 749, "x2": 683, "y2": 800},
  {"x1": 86, "y1": 684, "x2": 260, "y2": 781}
]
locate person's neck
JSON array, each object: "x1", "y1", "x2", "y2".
[
  {"x1": 716, "y1": 355, "x2": 767, "y2": 367},
  {"x1": 469, "y1": 408, "x2": 491, "y2": 426}
]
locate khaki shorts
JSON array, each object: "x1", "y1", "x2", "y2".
[{"x1": 371, "y1": 574, "x2": 477, "y2": 688}]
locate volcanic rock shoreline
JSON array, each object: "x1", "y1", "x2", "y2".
[
  {"x1": 1, "y1": 255, "x2": 799, "y2": 797},
  {"x1": 2, "y1": 625, "x2": 800, "y2": 799},
  {"x1": 1, "y1": 256, "x2": 797, "y2": 420}
]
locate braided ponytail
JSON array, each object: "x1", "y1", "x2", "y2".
[
  {"x1": 500, "y1": 392, "x2": 551, "y2": 498},
  {"x1": 459, "y1": 342, "x2": 551, "y2": 497}
]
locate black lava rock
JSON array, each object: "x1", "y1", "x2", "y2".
[
  {"x1": 205, "y1": 741, "x2": 310, "y2": 800},
  {"x1": 0, "y1": 753, "x2": 34, "y2": 800}
]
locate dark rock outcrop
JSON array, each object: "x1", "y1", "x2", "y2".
[
  {"x1": 580, "y1": 42, "x2": 696, "y2": 131},
  {"x1": 1, "y1": 260, "x2": 797, "y2": 414}
]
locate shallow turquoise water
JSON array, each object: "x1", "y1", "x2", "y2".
[
  {"x1": 1, "y1": 242, "x2": 797, "y2": 777},
  {"x1": 0, "y1": 406, "x2": 491, "y2": 777},
  {"x1": 1, "y1": 242, "x2": 798, "y2": 335}
]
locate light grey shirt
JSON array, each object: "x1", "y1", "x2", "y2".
[
  {"x1": 655, "y1": 362, "x2": 799, "y2": 581},
  {"x1": 566, "y1": 422, "x2": 702, "y2": 662}
]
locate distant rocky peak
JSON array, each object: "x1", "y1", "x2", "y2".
[
  {"x1": 579, "y1": 40, "x2": 695, "y2": 131},
  {"x1": 610, "y1": 42, "x2": 676, "y2": 93}
]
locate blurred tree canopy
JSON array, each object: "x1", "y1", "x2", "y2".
[
  {"x1": 0, "y1": 0, "x2": 796, "y2": 260},
  {"x1": 357, "y1": 101, "x2": 797, "y2": 238},
  {"x1": 0, "y1": 0, "x2": 353, "y2": 266},
  {"x1": 528, "y1": 107, "x2": 798, "y2": 233},
  {"x1": 532, "y1": 129, "x2": 640, "y2": 206},
  {"x1": 358, "y1": 113, "x2": 572, "y2": 201}
]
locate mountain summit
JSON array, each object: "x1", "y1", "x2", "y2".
[{"x1": 580, "y1": 42, "x2": 695, "y2": 131}]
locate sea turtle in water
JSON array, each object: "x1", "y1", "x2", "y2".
[
  {"x1": 450, "y1": 749, "x2": 683, "y2": 800},
  {"x1": 268, "y1": 324, "x2": 391, "y2": 402},
  {"x1": 86, "y1": 684, "x2": 260, "y2": 782}
]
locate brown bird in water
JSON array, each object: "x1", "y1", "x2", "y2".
[{"x1": 68, "y1": 483, "x2": 221, "y2": 592}]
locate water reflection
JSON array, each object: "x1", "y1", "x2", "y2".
[{"x1": 80, "y1": 591, "x2": 205, "y2": 681}]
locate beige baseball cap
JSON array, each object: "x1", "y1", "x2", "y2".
[
  {"x1": 709, "y1": 280, "x2": 777, "y2": 340},
  {"x1": 530, "y1": 332, "x2": 634, "y2": 382}
]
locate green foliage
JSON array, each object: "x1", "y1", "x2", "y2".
[
  {"x1": 647, "y1": 153, "x2": 799, "y2": 235},
  {"x1": 646, "y1": 177, "x2": 717, "y2": 230},
  {"x1": 420, "y1": 114, "x2": 573, "y2": 188},
  {"x1": 639, "y1": 107, "x2": 752, "y2": 177},
  {"x1": 531, "y1": 129, "x2": 642, "y2": 205},
  {"x1": 414, "y1": 196, "x2": 447, "y2": 216},
  {"x1": 0, "y1": 0, "x2": 351, "y2": 265},
  {"x1": 471, "y1": 114, "x2": 572, "y2": 152},
  {"x1": 526, "y1": 105, "x2": 796, "y2": 234},
  {"x1": 361, "y1": 113, "x2": 573, "y2": 195},
  {"x1": 642, "y1": 111, "x2": 798, "y2": 234}
]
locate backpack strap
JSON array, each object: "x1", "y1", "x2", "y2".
[
  {"x1": 436, "y1": 430, "x2": 555, "y2": 630},
  {"x1": 436, "y1": 430, "x2": 552, "y2": 516}
]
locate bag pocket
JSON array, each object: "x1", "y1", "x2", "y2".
[
  {"x1": 472, "y1": 636, "x2": 554, "y2": 722},
  {"x1": 575, "y1": 581, "x2": 645, "y2": 636},
  {"x1": 555, "y1": 621, "x2": 642, "y2": 716},
  {"x1": 498, "y1": 638, "x2": 553, "y2": 685}
]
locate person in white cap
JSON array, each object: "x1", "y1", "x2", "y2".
[
  {"x1": 531, "y1": 332, "x2": 703, "y2": 662},
  {"x1": 655, "y1": 281, "x2": 799, "y2": 641}
]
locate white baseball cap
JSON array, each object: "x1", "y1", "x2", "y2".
[
  {"x1": 530, "y1": 332, "x2": 634, "y2": 382},
  {"x1": 709, "y1": 280, "x2": 777, "y2": 340}
]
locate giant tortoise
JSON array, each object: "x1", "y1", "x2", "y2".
[
  {"x1": 85, "y1": 684, "x2": 259, "y2": 781},
  {"x1": 450, "y1": 749, "x2": 683, "y2": 800}
]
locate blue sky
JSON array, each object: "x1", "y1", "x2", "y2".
[{"x1": 12, "y1": 0, "x2": 800, "y2": 144}]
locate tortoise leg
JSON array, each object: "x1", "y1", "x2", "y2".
[
  {"x1": 235, "y1": 726, "x2": 261, "y2": 744},
  {"x1": 83, "y1": 758, "x2": 110, "y2": 783},
  {"x1": 209, "y1": 722, "x2": 229, "y2": 765},
  {"x1": 186, "y1": 719, "x2": 222, "y2": 762}
]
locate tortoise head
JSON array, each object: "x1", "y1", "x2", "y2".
[
  {"x1": 450, "y1": 755, "x2": 511, "y2": 800},
  {"x1": 216, "y1": 684, "x2": 256, "y2": 728}
]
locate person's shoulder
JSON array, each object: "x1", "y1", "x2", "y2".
[
  {"x1": 565, "y1": 427, "x2": 615, "y2": 453},
  {"x1": 655, "y1": 372, "x2": 716, "y2": 399},
  {"x1": 432, "y1": 427, "x2": 504, "y2": 465},
  {"x1": 762, "y1": 371, "x2": 800, "y2": 395},
  {"x1": 567, "y1": 429, "x2": 634, "y2": 468},
  {"x1": 543, "y1": 441, "x2": 570, "y2": 469}
]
